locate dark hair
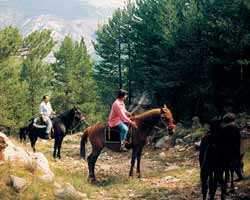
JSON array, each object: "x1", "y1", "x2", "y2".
[
  {"x1": 223, "y1": 112, "x2": 236, "y2": 123},
  {"x1": 117, "y1": 89, "x2": 128, "y2": 99},
  {"x1": 42, "y1": 95, "x2": 49, "y2": 100}
]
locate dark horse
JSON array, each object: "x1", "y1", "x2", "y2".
[
  {"x1": 80, "y1": 106, "x2": 175, "y2": 183},
  {"x1": 23, "y1": 108, "x2": 85, "y2": 159},
  {"x1": 199, "y1": 114, "x2": 242, "y2": 200}
]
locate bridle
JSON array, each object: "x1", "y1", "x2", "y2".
[{"x1": 68, "y1": 109, "x2": 86, "y2": 134}]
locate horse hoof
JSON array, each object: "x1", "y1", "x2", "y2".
[{"x1": 88, "y1": 177, "x2": 98, "y2": 184}]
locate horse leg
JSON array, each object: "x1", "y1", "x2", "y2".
[
  {"x1": 56, "y1": 136, "x2": 64, "y2": 159},
  {"x1": 209, "y1": 171, "x2": 217, "y2": 200},
  {"x1": 217, "y1": 169, "x2": 226, "y2": 200},
  {"x1": 136, "y1": 145, "x2": 143, "y2": 178},
  {"x1": 30, "y1": 136, "x2": 37, "y2": 152},
  {"x1": 129, "y1": 146, "x2": 139, "y2": 177},
  {"x1": 201, "y1": 167, "x2": 209, "y2": 200},
  {"x1": 87, "y1": 147, "x2": 102, "y2": 183},
  {"x1": 230, "y1": 168, "x2": 234, "y2": 191},
  {"x1": 53, "y1": 138, "x2": 59, "y2": 158}
]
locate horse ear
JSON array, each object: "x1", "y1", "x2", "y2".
[
  {"x1": 163, "y1": 104, "x2": 167, "y2": 109},
  {"x1": 160, "y1": 107, "x2": 164, "y2": 113}
]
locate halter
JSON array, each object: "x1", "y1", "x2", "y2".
[
  {"x1": 68, "y1": 110, "x2": 86, "y2": 134},
  {"x1": 137, "y1": 112, "x2": 170, "y2": 131}
]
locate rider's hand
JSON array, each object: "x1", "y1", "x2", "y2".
[
  {"x1": 126, "y1": 112, "x2": 132, "y2": 117},
  {"x1": 130, "y1": 121, "x2": 137, "y2": 129}
]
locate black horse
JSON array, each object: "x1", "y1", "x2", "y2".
[
  {"x1": 23, "y1": 108, "x2": 85, "y2": 159},
  {"x1": 199, "y1": 114, "x2": 242, "y2": 200}
]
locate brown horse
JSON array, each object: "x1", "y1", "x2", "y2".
[{"x1": 80, "y1": 106, "x2": 175, "y2": 183}]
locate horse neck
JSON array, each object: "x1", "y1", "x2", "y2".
[
  {"x1": 58, "y1": 110, "x2": 74, "y2": 129},
  {"x1": 135, "y1": 109, "x2": 161, "y2": 128}
]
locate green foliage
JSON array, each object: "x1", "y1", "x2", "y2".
[
  {"x1": 94, "y1": 0, "x2": 250, "y2": 121},
  {"x1": 0, "y1": 57, "x2": 30, "y2": 127},
  {"x1": 53, "y1": 37, "x2": 102, "y2": 122},
  {"x1": 20, "y1": 30, "x2": 55, "y2": 116},
  {"x1": 0, "y1": 26, "x2": 22, "y2": 60},
  {"x1": 0, "y1": 26, "x2": 101, "y2": 130},
  {"x1": 21, "y1": 58, "x2": 54, "y2": 115},
  {"x1": 22, "y1": 29, "x2": 55, "y2": 59},
  {"x1": 0, "y1": 27, "x2": 29, "y2": 128}
]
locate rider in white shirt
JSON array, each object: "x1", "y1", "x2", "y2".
[{"x1": 39, "y1": 95, "x2": 55, "y2": 139}]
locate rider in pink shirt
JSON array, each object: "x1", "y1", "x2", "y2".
[{"x1": 108, "y1": 89, "x2": 137, "y2": 150}]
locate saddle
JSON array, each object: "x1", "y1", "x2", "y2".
[
  {"x1": 105, "y1": 124, "x2": 133, "y2": 147},
  {"x1": 33, "y1": 117, "x2": 47, "y2": 128},
  {"x1": 33, "y1": 117, "x2": 54, "y2": 139},
  {"x1": 105, "y1": 125, "x2": 120, "y2": 143}
]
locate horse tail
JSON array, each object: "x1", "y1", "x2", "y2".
[
  {"x1": 19, "y1": 126, "x2": 29, "y2": 143},
  {"x1": 80, "y1": 127, "x2": 89, "y2": 160}
]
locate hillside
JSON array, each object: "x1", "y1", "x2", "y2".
[{"x1": 0, "y1": 133, "x2": 249, "y2": 200}]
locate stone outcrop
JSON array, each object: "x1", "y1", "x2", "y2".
[
  {"x1": 0, "y1": 132, "x2": 54, "y2": 182},
  {"x1": 9, "y1": 175, "x2": 27, "y2": 192},
  {"x1": 0, "y1": 132, "x2": 32, "y2": 165},
  {"x1": 54, "y1": 183, "x2": 87, "y2": 200}
]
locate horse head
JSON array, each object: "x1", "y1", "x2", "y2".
[
  {"x1": 160, "y1": 105, "x2": 176, "y2": 135},
  {"x1": 72, "y1": 107, "x2": 86, "y2": 123}
]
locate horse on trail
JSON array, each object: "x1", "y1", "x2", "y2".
[
  {"x1": 22, "y1": 108, "x2": 85, "y2": 159},
  {"x1": 199, "y1": 114, "x2": 242, "y2": 200},
  {"x1": 80, "y1": 106, "x2": 175, "y2": 183}
]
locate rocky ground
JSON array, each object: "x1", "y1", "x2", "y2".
[{"x1": 0, "y1": 131, "x2": 249, "y2": 200}]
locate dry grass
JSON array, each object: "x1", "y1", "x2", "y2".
[{"x1": 0, "y1": 134, "x2": 249, "y2": 200}]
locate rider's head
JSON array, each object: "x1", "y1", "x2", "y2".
[
  {"x1": 117, "y1": 89, "x2": 128, "y2": 100},
  {"x1": 42, "y1": 95, "x2": 50, "y2": 103}
]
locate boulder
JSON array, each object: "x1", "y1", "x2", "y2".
[
  {"x1": 192, "y1": 116, "x2": 202, "y2": 130},
  {"x1": 9, "y1": 175, "x2": 27, "y2": 192},
  {"x1": 155, "y1": 136, "x2": 171, "y2": 149},
  {"x1": 0, "y1": 135, "x2": 8, "y2": 162},
  {"x1": 0, "y1": 133, "x2": 54, "y2": 182},
  {"x1": 0, "y1": 132, "x2": 32, "y2": 165},
  {"x1": 158, "y1": 152, "x2": 166, "y2": 160},
  {"x1": 32, "y1": 152, "x2": 54, "y2": 182},
  {"x1": 54, "y1": 183, "x2": 87, "y2": 200},
  {"x1": 175, "y1": 138, "x2": 185, "y2": 145}
]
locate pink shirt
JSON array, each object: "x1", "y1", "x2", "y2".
[{"x1": 108, "y1": 99, "x2": 131, "y2": 127}]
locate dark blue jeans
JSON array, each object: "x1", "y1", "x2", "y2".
[{"x1": 117, "y1": 122, "x2": 128, "y2": 142}]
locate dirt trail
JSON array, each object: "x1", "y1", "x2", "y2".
[{"x1": 23, "y1": 134, "x2": 250, "y2": 200}]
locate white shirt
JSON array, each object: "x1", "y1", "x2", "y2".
[{"x1": 40, "y1": 101, "x2": 53, "y2": 117}]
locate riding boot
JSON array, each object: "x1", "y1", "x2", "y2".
[
  {"x1": 44, "y1": 133, "x2": 50, "y2": 140},
  {"x1": 120, "y1": 141, "x2": 128, "y2": 152}
]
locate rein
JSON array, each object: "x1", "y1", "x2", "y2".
[
  {"x1": 68, "y1": 120, "x2": 86, "y2": 134},
  {"x1": 137, "y1": 114, "x2": 169, "y2": 130}
]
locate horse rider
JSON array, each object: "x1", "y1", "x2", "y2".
[
  {"x1": 39, "y1": 95, "x2": 56, "y2": 139},
  {"x1": 108, "y1": 89, "x2": 137, "y2": 151}
]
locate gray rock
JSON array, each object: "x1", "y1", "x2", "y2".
[
  {"x1": 175, "y1": 138, "x2": 185, "y2": 145},
  {"x1": 158, "y1": 152, "x2": 166, "y2": 160},
  {"x1": 9, "y1": 175, "x2": 27, "y2": 192},
  {"x1": 192, "y1": 116, "x2": 202, "y2": 129},
  {"x1": 0, "y1": 132, "x2": 32, "y2": 165},
  {"x1": 32, "y1": 152, "x2": 54, "y2": 182},
  {"x1": 155, "y1": 136, "x2": 171, "y2": 149},
  {"x1": 54, "y1": 183, "x2": 87, "y2": 200}
]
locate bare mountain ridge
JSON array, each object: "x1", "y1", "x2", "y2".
[{"x1": 0, "y1": 0, "x2": 126, "y2": 57}]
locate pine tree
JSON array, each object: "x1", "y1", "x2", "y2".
[{"x1": 53, "y1": 36, "x2": 102, "y2": 122}]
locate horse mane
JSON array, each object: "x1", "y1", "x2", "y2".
[{"x1": 134, "y1": 109, "x2": 161, "y2": 120}]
